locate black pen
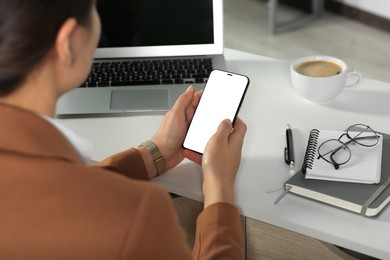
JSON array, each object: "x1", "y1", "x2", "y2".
[{"x1": 284, "y1": 124, "x2": 295, "y2": 168}]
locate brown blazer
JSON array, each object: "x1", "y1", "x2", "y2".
[{"x1": 0, "y1": 103, "x2": 243, "y2": 259}]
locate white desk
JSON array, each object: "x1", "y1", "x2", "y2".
[{"x1": 59, "y1": 49, "x2": 390, "y2": 259}]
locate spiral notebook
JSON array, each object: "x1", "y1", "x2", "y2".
[
  {"x1": 302, "y1": 129, "x2": 383, "y2": 184},
  {"x1": 284, "y1": 132, "x2": 390, "y2": 217}
]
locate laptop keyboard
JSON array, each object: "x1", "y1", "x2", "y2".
[{"x1": 80, "y1": 58, "x2": 213, "y2": 88}]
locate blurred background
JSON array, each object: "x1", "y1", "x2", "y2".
[{"x1": 224, "y1": 0, "x2": 390, "y2": 83}]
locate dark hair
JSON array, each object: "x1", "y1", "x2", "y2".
[{"x1": 0, "y1": 0, "x2": 95, "y2": 96}]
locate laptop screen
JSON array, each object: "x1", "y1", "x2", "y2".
[
  {"x1": 94, "y1": 0, "x2": 223, "y2": 58},
  {"x1": 97, "y1": 0, "x2": 214, "y2": 48}
]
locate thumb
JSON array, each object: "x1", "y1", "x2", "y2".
[
  {"x1": 215, "y1": 119, "x2": 233, "y2": 141},
  {"x1": 172, "y1": 85, "x2": 195, "y2": 111}
]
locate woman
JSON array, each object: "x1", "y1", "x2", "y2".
[{"x1": 0, "y1": 0, "x2": 247, "y2": 259}]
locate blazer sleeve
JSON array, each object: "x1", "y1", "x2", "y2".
[
  {"x1": 192, "y1": 203, "x2": 244, "y2": 260},
  {"x1": 95, "y1": 148, "x2": 150, "y2": 181},
  {"x1": 120, "y1": 184, "x2": 192, "y2": 259}
]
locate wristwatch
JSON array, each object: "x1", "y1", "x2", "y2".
[{"x1": 139, "y1": 140, "x2": 166, "y2": 176}]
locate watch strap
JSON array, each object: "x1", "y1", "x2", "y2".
[{"x1": 139, "y1": 140, "x2": 166, "y2": 176}]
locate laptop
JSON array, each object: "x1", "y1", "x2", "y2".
[{"x1": 56, "y1": 0, "x2": 226, "y2": 117}]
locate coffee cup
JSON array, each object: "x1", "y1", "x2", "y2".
[{"x1": 290, "y1": 55, "x2": 361, "y2": 103}]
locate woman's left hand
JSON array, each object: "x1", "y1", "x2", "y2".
[{"x1": 151, "y1": 86, "x2": 202, "y2": 172}]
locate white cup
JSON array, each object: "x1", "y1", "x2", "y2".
[{"x1": 290, "y1": 55, "x2": 361, "y2": 103}]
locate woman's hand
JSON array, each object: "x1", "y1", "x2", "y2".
[
  {"x1": 200, "y1": 118, "x2": 247, "y2": 208},
  {"x1": 150, "y1": 86, "x2": 202, "y2": 173}
]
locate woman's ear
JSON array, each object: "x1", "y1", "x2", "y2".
[{"x1": 54, "y1": 18, "x2": 78, "y2": 67}]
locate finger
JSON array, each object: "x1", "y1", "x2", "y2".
[
  {"x1": 230, "y1": 118, "x2": 247, "y2": 146},
  {"x1": 192, "y1": 90, "x2": 203, "y2": 107},
  {"x1": 233, "y1": 117, "x2": 245, "y2": 131},
  {"x1": 186, "y1": 89, "x2": 204, "y2": 123},
  {"x1": 172, "y1": 85, "x2": 195, "y2": 111},
  {"x1": 214, "y1": 119, "x2": 233, "y2": 142},
  {"x1": 182, "y1": 149, "x2": 202, "y2": 165}
]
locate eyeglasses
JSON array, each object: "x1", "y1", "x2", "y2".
[{"x1": 317, "y1": 124, "x2": 380, "y2": 170}]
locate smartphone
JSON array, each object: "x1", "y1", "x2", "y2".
[{"x1": 183, "y1": 70, "x2": 249, "y2": 154}]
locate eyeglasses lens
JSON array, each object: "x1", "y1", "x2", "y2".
[
  {"x1": 346, "y1": 124, "x2": 379, "y2": 147},
  {"x1": 318, "y1": 139, "x2": 351, "y2": 166}
]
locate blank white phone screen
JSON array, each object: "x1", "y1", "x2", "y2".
[{"x1": 183, "y1": 70, "x2": 249, "y2": 154}]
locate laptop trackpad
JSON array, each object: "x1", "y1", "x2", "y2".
[{"x1": 110, "y1": 89, "x2": 169, "y2": 110}]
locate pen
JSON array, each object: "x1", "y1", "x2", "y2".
[{"x1": 284, "y1": 124, "x2": 295, "y2": 168}]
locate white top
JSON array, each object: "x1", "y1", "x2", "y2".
[{"x1": 43, "y1": 115, "x2": 93, "y2": 163}]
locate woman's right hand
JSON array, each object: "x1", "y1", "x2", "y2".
[{"x1": 200, "y1": 117, "x2": 247, "y2": 208}]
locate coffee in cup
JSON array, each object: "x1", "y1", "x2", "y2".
[
  {"x1": 295, "y1": 60, "x2": 343, "y2": 77},
  {"x1": 291, "y1": 55, "x2": 361, "y2": 103}
]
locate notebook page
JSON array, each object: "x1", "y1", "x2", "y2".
[{"x1": 306, "y1": 130, "x2": 383, "y2": 183}]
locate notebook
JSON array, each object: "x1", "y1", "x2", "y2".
[
  {"x1": 284, "y1": 132, "x2": 390, "y2": 217},
  {"x1": 56, "y1": 0, "x2": 226, "y2": 117},
  {"x1": 302, "y1": 129, "x2": 383, "y2": 184}
]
